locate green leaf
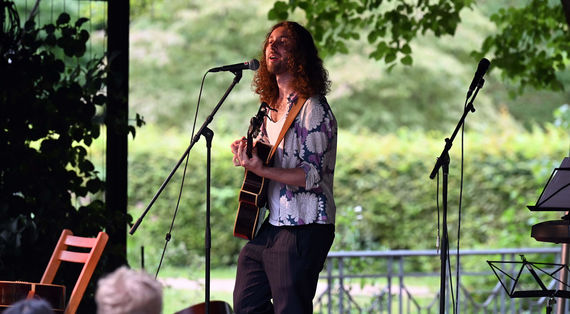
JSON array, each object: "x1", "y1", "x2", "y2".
[
  {"x1": 274, "y1": 1, "x2": 288, "y2": 10},
  {"x1": 44, "y1": 24, "x2": 56, "y2": 34},
  {"x1": 79, "y1": 160, "x2": 95, "y2": 172},
  {"x1": 268, "y1": 1, "x2": 289, "y2": 20},
  {"x1": 79, "y1": 30, "x2": 90, "y2": 43},
  {"x1": 128, "y1": 125, "x2": 137, "y2": 138},
  {"x1": 369, "y1": 41, "x2": 388, "y2": 60},
  {"x1": 268, "y1": 8, "x2": 279, "y2": 20},
  {"x1": 24, "y1": 20, "x2": 36, "y2": 31},
  {"x1": 75, "y1": 17, "x2": 89, "y2": 28},
  {"x1": 45, "y1": 33, "x2": 57, "y2": 46},
  {"x1": 339, "y1": 31, "x2": 351, "y2": 39},
  {"x1": 75, "y1": 146, "x2": 87, "y2": 157},
  {"x1": 367, "y1": 30, "x2": 378, "y2": 44},
  {"x1": 74, "y1": 42, "x2": 87, "y2": 58},
  {"x1": 136, "y1": 113, "x2": 146, "y2": 127},
  {"x1": 61, "y1": 26, "x2": 74, "y2": 39},
  {"x1": 63, "y1": 45, "x2": 75, "y2": 57},
  {"x1": 57, "y1": 12, "x2": 71, "y2": 26},
  {"x1": 384, "y1": 51, "x2": 397, "y2": 63},
  {"x1": 83, "y1": 137, "x2": 93, "y2": 146},
  {"x1": 277, "y1": 11, "x2": 289, "y2": 20},
  {"x1": 86, "y1": 179, "x2": 102, "y2": 193},
  {"x1": 337, "y1": 42, "x2": 349, "y2": 54},
  {"x1": 369, "y1": 50, "x2": 384, "y2": 60},
  {"x1": 400, "y1": 55, "x2": 413, "y2": 65}
]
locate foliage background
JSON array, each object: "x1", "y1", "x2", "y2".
[
  {"x1": 5, "y1": 0, "x2": 570, "y2": 312},
  {"x1": 124, "y1": 0, "x2": 570, "y2": 273},
  {"x1": 1, "y1": 2, "x2": 116, "y2": 312}
]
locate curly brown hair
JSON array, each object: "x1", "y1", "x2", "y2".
[{"x1": 253, "y1": 21, "x2": 331, "y2": 105}]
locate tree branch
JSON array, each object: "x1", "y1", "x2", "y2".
[
  {"x1": 27, "y1": 0, "x2": 41, "y2": 24},
  {"x1": 562, "y1": 0, "x2": 570, "y2": 30}
]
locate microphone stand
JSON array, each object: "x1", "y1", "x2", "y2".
[
  {"x1": 130, "y1": 69, "x2": 244, "y2": 314},
  {"x1": 430, "y1": 79, "x2": 484, "y2": 314},
  {"x1": 203, "y1": 126, "x2": 214, "y2": 314}
]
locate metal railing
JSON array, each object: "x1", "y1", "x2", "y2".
[{"x1": 315, "y1": 248, "x2": 564, "y2": 313}]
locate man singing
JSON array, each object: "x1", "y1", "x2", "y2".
[{"x1": 231, "y1": 21, "x2": 337, "y2": 313}]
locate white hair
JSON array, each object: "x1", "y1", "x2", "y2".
[{"x1": 96, "y1": 266, "x2": 162, "y2": 314}]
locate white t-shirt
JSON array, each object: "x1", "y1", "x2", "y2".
[{"x1": 265, "y1": 113, "x2": 286, "y2": 226}]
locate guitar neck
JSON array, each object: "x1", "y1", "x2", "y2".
[{"x1": 246, "y1": 135, "x2": 253, "y2": 158}]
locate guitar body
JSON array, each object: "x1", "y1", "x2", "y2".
[
  {"x1": 175, "y1": 300, "x2": 232, "y2": 314},
  {"x1": 0, "y1": 281, "x2": 65, "y2": 313},
  {"x1": 234, "y1": 142, "x2": 273, "y2": 240}
]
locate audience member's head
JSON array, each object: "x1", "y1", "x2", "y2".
[
  {"x1": 4, "y1": 298, "x2": 54, "y2": 314},
  {"x1": 95, "y1": 266, "x2": 163, "y2": 314}
]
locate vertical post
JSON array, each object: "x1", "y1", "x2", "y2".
[
  {"x1": 106, "y1": 0, "x2": 129, "y2": 270},
  {"x1": 556, "y1": 243, "x2": 570, "y2": 314},
  {"x1": 1, "y1": 1, "x2": 5, "y2": 34},
  {"x1": 338, "y1": 257, "x2": 344, "y2": 314},
  {"x1": 327, "y1": 259, "x2": 333, "y2": 314},
  {"x1": 508, "y1": 253, "x2": 515, "y2": 313},
  {"x1": 500, "y1": 253, "x2": 506, "y2": 313},
  {"x1": 387, "y1": 256, "x2": 392, "y2": 314},
  {"x1": 398, "y1": 256, "x2": 404, "y2": 314}
]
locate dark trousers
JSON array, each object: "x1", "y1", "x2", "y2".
[{"x1": 233, "y1": 221, "x2": 335, "y2": 314}]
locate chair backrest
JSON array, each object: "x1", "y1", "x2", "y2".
[{"x1": 40, "y1": 229, "x2": 109, "y2": 314}]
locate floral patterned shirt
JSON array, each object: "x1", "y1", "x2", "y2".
[{"x1": 259, "y1": 93, "x2": 337, "y2": 226}]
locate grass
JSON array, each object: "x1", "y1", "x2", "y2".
[
  {"x1": 157, "y1": 265, "x2": 445, "y2": 313},
  {"x1": 150, "y1": 264, "x2": 528, "y2": 312},
  {"x1": 164, "y1": 287, "x2": 233, "y2": 314},
  {"x1": 154, "y1": 266, "x2": 236, "y2": 313},
  {"x1": 154, "y1": 265, "x2": 237, "y2": 279}
]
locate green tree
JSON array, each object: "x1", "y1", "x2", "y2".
[
  {"x1": 0, "y1": 2, "x2": 125, "y2": 312},
  {"x1": 268, "y1": 0, "x2": 570, "y2": 92}
]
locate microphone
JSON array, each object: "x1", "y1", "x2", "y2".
[
  {"x1": 466, "y1": 58, "x2": 490, "y2": 99},
  {"x1": 209, "y1": 59, "x2": 260, "y2": 73}
]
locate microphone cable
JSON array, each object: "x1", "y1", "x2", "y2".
[
  {"x1": 434, "y1": 94, "x2": 472, "y2": 314},
  {"x1": 453, "y1": 95, "x2": 470, "y2": 313},
  {"x1": 155, "y1": 71, "x2": 209, "y2": 278}
]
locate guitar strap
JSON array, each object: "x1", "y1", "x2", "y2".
[{"x1": 266, "y1": 96, "x2": 307, "y2": 163}]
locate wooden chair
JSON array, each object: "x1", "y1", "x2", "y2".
[{"x1": 40, "y1": 229, "x2": 109, "y2": 314}]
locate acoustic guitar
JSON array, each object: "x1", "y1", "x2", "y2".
[
  {"x1": 233, "y1": 103, "x2": 273, "y2": 240},
  {"x1": 0, "y1": 281, "x2": 65, "y2": 313},
  {"x1": 232, "y1": 97, "x2": 306, "y2": 240}
]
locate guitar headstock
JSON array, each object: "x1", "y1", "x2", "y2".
[{"x1": 246, "y1": 102, "x2": 273, "y2": 158}]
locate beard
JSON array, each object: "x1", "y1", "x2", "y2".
[{"x1": 266, "y1": 58, "x2": 289, "y2": 76}]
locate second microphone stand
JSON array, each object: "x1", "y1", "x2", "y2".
[{"x1": 430, "y1": 79, "x2": 484, "y2": 314}]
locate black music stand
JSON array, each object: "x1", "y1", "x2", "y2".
[
  {"x1": 488, "y1": 255, "x2": 570, "y2": 313},
  {"x1": 526, "y1": 157, "x2": 570, "y2": 314},
  {"x1": 528, "y1": 157, "x2": 570, "y2": 214}
]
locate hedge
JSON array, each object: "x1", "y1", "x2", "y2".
[{"x1": 125, "y1": 125, "x2": 567, "y2": 271}]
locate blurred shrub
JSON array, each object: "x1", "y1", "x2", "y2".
[
  {"x1": 125, "y1": 125, "x2": 567, "y2": 271},
  {"x1": 126, "y1": 127, "x2": 243, "y2": 270}
]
